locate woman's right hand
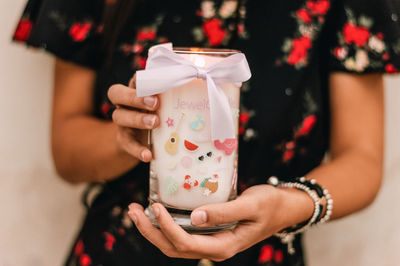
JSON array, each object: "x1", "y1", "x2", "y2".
[{"x1": 108, "y1": 74, "x2": 160, "y2": 163}]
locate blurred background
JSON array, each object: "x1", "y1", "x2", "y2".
[{"x1": 1, "y1": 1, "x2": 399, "y2": 266}]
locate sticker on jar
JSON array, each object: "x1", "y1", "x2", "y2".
[
  {"x1": 184, "y1": 140, "x2": 199, "y2": 152},
  {"x1": 201, "y1": 174, "x2": 219, "y2": 196},
  {"x1": 165, "y1": 132, "x2": 180, "y2": 155},
  {"x1": 166, "y1": 160, "x2": 178, "y2": 170},
  {"x1": 180, "y1": 156, "x2": 193, "y2": 169},
  {"x1": 214, "y1": 139, "x2": 238, "y2": 156},
  {"x1": 197, "y1": 151, "x2": 213, "y2": 163},
  {"x1": 165, "y1": 176, "x2": 179, "y2": 195},
  {"x1": 190, "y1": 114, "x2": 205, "y2": 131},
  {"x1": 183, "y1": 175, "x2": 199, "y2": 191},
  {"x1": 164, "y1": 113, "x2": 185, "y2": 155}
]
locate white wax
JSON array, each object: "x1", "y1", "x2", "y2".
[{"x1": 150, "y1": 53, "x2": 240, "y2": 210}]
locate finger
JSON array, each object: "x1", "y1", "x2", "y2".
[
  {"x1": 128, "y1": 74, "x2": 136, "y2": 88},
  {"x1": 108, "y1": 84, "x2": 159, "y2": 111},
  {"x1": 190, "y1": 195, "x2": 257, "y2": 227},
  {"x1": 152, "y1": 203, "x2": 196, "y2": 253},
  {"x1": 128, "y1": 204, "x2": 179, "y2": 257},
  {"x1": 112, "y1": 108, "x2": 160, "y2": 130},
  {"x1": 117, "y1": 128, "x2": 152, "y2": 162}
]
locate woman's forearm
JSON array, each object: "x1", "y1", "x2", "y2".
[
  {"x1": 278, "y1": 73, "x2": 384, "y2": 227},
  {"x1": 306, "y1": 150, "x2": 382, "y2": 220},
  {"x1": 52, "y1": 115, "x2": 139, "y2": 183}
]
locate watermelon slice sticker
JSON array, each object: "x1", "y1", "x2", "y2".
[{"x1": 184, "y1": 140, "x2": 199, "y2": 152}]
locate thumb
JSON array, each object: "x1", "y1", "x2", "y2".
[{"x1": 190, "y1": 195, "x2": 256, "y2": 227}]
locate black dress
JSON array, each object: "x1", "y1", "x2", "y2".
[{"x1": 13, "y1": 0, "x2": 400, "y2": 265}]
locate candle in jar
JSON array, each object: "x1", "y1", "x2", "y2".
[{"x1": 149, "y1": 49, "x2": 240, "y2": 210}]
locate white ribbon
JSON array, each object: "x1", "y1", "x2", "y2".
[{"x1": 136, "y1": 46, "x2": 252, "y2": 140}]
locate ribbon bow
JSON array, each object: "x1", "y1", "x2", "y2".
[{"x1": 136, "y1": 46, "x2": 251, "y2": 140}]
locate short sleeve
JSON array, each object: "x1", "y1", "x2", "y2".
[
  {"x1": 12, "y1": 0, "x2": 105, "y2": 70},
  {"x1": 326, "y1": 0, "x2": 400, "y2": 74}
]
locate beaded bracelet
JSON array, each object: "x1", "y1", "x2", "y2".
[
  {"x1": 267, "y1": 176, "x2": 333, "y2": 254},
  {"x1": 297, "y1": 176, "x2": 333, "y2": 226}
]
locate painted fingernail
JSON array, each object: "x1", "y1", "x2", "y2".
[
  {"x1": 144, "y1": 96, "x2": 157, "y2": 108},
  {"x1": 143, "y1": 115, "x2": 156, "y2": 127},
  {"x1": 191, "y1": 210, "x2": 207, "y2": 225},
  {"x1": 141, "y1": 150, "x2": 151, "y2": 161},
  {"x1": 152, "y1": 204, "x2": 160, "y2": 218}
]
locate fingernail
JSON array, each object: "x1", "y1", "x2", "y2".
[
  {"x1": 191, "y1": 210, "x2": 207, "y2": 225},
  {"x1": 141, "y1": 150, "x2": 151, "y2": 161},
  {"x1": 143, "y1": 115, "x2": 156, "y2": 127},
  {"x1": 152, "y1": 204, "x2": 160, "y2": 218},
  {"x1": 129, "y1": 210, "x2": 138, "y2": 224},
  {"x1": 144, "y1": 96, "x2": 157, "y2": 108}
]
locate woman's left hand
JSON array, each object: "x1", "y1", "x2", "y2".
[{"x1": 128, "y1": 184, "x2": 314, "y2": 261}]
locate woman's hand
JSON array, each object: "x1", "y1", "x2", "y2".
[
  {"x1": 128, "y1": 185, "x2": 314, "y2": 261},
  {"x1": 108, "y1": 74, "x2": 160, "y2": 163}
]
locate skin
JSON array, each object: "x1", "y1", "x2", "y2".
[{"x1": 53, "y1": 58, "x2": 383, "y2": 261}]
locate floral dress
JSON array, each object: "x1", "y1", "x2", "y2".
[{"x1": 13, "y1": 0, "x2": 400, "y2": 265}]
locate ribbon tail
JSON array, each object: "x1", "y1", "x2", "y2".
[{"x1": 206, "y1": 75, "x2": 235, "y2": 141}]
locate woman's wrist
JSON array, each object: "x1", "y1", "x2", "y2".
[{"x1": 274, "y1": 186, "x2": 316, "y2": 230}]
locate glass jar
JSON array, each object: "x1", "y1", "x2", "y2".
[{"x1": 145, "y1": 48, "x2": 241, "y2": 234}]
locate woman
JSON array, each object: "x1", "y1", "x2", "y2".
[{"x1": 13, "y1": 0, "x2": 399, "y2": 265}]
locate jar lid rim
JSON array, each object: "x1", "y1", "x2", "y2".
[{"x1": 173, "y1": 47, "x2": 241, "y2": 56}]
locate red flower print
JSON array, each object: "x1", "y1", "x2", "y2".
[
  {"x1": 101, "y1": 102, "x2": 112, "y2": 115},
  {"x1": 274, "y1": 249, "x2": 283, "y2": 263},
  {"x1": 118, "y1": 228, "x2": 126, "y2": 235},
  {"x1": 376, "y1": 32, "x2": 384, "y2": 40},
  {"x1": 133, "y1": 44, "x2": 144, "y2": 53},
  {"x1": 137, "y1": 29, "x2": 156, "y2": 41},
  {"x1": 238, "y1": 23, "x2": 245, "y2": 35},
  {"x1": 103, "y1": 232, "x2": 116, "y2": 251},
  {"x1": 343, "y1": 23, "x2": 370, "y2": 47},
  {"x1": 79, "y1": 254, "x2": 92, "y2": 266},
  {"x1": 296, "y1": 114, "x2": 317, "y2": 137},
  {"x1": 258, "y1": 244, "x2": 274, "y2": 263},
  {"x1": 69, "y1": 23, "x2": 92, "y2": 42},
  {"x1": 334, "y1": 46, "x2": 348, "y2": 60},
  {"x1": 97, "y1": 24, "x2": 104, "y2": 33},
  {"x1": 286, "y1": 141, "x2": 296, "y2": 150},
  {"x1": 239, "y1": 126, "x2": 245, "y2": 135},
  {"x1": 306, "y1": 0, "x2": 330, "y2": 15},
  {"x1": 239, "y1": 112, "x2": 250, "y2": 124},
  {"x1": 282, "y1": 150, "x2": 295, "y2": 162},
  {"x1": 74, "y1": 240, "x2": 84, "y2": 256},
  {"x1": 203, "y1": 18, "x2": 226, "y2": 46},
  {"x1": 122, "y1": 44, "x2": 132, "y2": 55},
  {"x1": 158, "y1": 37, "x2": 169, "y2": 43},
  {"x1": 297, "y1": 9, "x2": 311, "y2": 23},
  {"x1": 385, "y1": 64, "x2": 398, "y2": 73},
  {"x1": 14, "y1": 19, "x2": 33, "y2": 42},
  {"x1": 383, "y1": 53, "x2": 390, "y2": 60},
  {"x1": 287, "y1": 36, "x2": 312, "y2": 65},
  {"x1": 135, "y1": 55, "x2": 147, "y2": 69}
]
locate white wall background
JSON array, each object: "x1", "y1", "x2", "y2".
[{"x1": 1, "y1": 1, "x2": 399, "y2": 266}]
